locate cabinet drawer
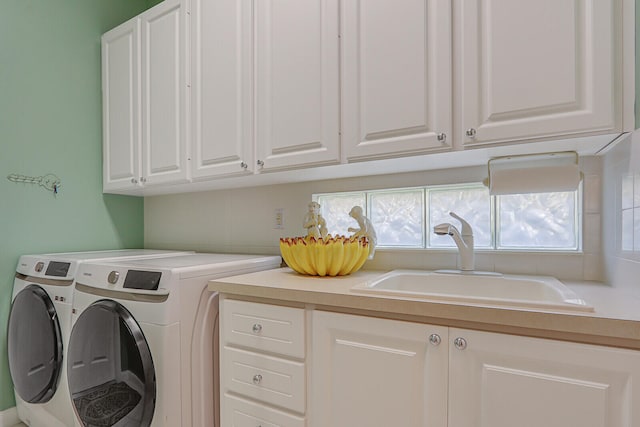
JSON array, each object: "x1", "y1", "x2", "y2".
[
  {"x1": 223, "y1": 346, "x2": 306, "y2": 413},
  {"x1": 222, "y1": 299, "x2": 305, "y2": 358},
  {"x1": 223, "y1": 394, "x2": 305, "y2": 427}
]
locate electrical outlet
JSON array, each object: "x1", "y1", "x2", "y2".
[{"x1": 274, "y1": 208, "x2": 284, "y2": 229}]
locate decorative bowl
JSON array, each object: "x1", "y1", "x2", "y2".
[{"x1": 279, "y1": 236, "x2": 370, "y2": 276}]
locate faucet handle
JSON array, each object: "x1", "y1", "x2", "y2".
[{"x1": 449, "y1": 212, "x2": 473, "y2": 236}]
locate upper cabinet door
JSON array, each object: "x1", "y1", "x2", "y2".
[
  {"x1": 255, "y1": 0, "x2": 340, "y2": 171},
  {"x1": 102, "y1": 20, "x2": 141, "y2": 192},
  {"x1": 191, "y1": 0, "x2": 253, "y2": 180},
  {"x1": 457, "y1": 0, "x2": 618, "y2": 147},
  {"x1": 342, "y1": 0, "x2": 453, "y2": 161},
  {"x1": 140, "y1": 0, "x2": 189, "y2": 186}
]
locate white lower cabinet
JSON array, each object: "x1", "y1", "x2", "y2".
[
  {"x1": 309, "y1": 310, "x2": 448, "y2": 427},
  {"x1": 223, "y1": 347, "x2": 305, "y2": 413},
  {"x1": 220, "y1": 298, "x2": 307, "y2": 426},
  {"x1": 309, "y1": 311, "x2": 640, "y2": 427},
  {"x1": 448, "y1": 328, "x2": 640, "y2": 427},
  {"x1": 220, "y1": 301, "x2": 640, "y2": 427},
  {"x1": 223, "y1": 395, "x2": 306, "y2": 427}
]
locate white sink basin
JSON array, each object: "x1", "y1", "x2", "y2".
[{"x1": 352, "y1": 270, "x2": 593, "y2": 312}]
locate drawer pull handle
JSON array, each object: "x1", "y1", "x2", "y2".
[
  {"x1": 253, "y1": 374, "x2": 263, "y2": 385},
  {"x1": 252, "y1": 324, "x2": 263, "y2": 334}
]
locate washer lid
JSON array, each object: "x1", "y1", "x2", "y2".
[
  {"x1": 94, "y1": 253, "x2": 283, "y2": 279},
  {"x1": 8, "y1": 285, "x2": 63, "y2": 403}
]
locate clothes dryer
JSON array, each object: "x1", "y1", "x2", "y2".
[
  {"x1": 66, "y1": 253, "x2": 281, "y2": 427},
  {"x1": 7, "y1": 250, "x2": 191, "y2": 427}
]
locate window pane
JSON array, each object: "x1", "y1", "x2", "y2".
[
  {"x1": 428, "y1": 186, "x2": 491, "y2": 248},
  {"x1": 498, "y1": 192, "x2": 577, "y2": 249},
  {"x1": 369, "y1": 190, "x2": 423, "y2": 247},
  {"x1": 621, "y1": 208, "x2": 633, "y2": 251},
  {"x1": 315, "y1": 184, "x2": 581, "y2": 252},
  {"x1": 316, "y1": 193, "x2": 366, "y2": 237},
  {"x1": 635, "y1": 208, "x2": 640, "y2": 251}
]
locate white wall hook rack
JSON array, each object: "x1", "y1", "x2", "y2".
[{"x1": 7, "y1": 173, "x2": 62, "y2": 195}]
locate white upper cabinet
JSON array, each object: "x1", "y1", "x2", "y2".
[
  {"x1": 103, "y1": 0, "x2": 632, "y2": 195},
  {"x1": 191, "y1": 0, "x2": 253, "y2": 179},
  {"x1": 341, "y1": 0, "x2": 453, "y2": 161},
  {"x1": 102, "y1": 0, "x2": 188, "y2": 192},
  {"x1": 102, "y1": 20, "x2": 140, "y2": 191},
  {"x1": 456, "y1": 0, "x2": 619, "y2": 147},
  {"x1": 254, "y1": 0, "x2": 341, "y2": 171},
  {"x1": 140, "y1": 0, "x2": 189, "y2": 186}
]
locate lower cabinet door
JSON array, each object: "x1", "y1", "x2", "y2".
[
  {"x1": 222, "y1": 394, "x2": 305, "y2": 427},
  {"x1": 309, "y1": 310, "x2": 448, "y2": 427},
  {"x1": 448, "y1": 328, "x2": 640, "y2": 427}
]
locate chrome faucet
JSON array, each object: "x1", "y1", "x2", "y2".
[{"x1": 434, "y1": 212, "x2": 474, "y2": 271}]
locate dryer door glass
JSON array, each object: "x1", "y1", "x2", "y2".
[
  {"x1": 7, "y1": 284, "x2": 63, "y2": 403},
  {"x1": 67, "y1": 300, "x2": 156, "y2": 427}
]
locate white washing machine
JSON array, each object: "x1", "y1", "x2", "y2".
[
  {"x1": 65, "y1": 253, "x2": 282, "y2": 427},
  {"x1": 7, "y1": 250, "x2": 192, "y2": 427}
]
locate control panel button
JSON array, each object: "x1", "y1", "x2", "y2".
[{"x1": 107, "y1": 271, "x2": 120, "y2": 284}]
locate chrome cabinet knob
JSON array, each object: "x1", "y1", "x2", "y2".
[
  {"x1": 466, "y1": 128, "x2": 477, "y2": 138},
  {"x1": 240, "y1": 161, "x2": 248, "y2": 169},
  {"x1": 130, "y1": 178, "x2": 138, "y2": 184},
  {"x1": 140, "y1": 177, "x2": 147, "y2": 183},
  {"x1": 252, "y1": 324, "x2": 262, "y2": 334},
  {"x1": 252, "y1": 374, "x2": 263, "y2": 385},
  {"x1": 437, "y1": 133, "x2": 446, "y2": 143},
  {"x1": 454, "y1": 337, "x2": 467, "y2": 350},
  {"x1": 429, "y1": 334, "x2": 441, "y2": 346},
  {"x1": 257, "y1": 160, "x2": 264, "y2": 167}
]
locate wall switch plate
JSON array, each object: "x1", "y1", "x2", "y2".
[{"x1": 274, "y1": 208, "x2": 284, "y2": 229}]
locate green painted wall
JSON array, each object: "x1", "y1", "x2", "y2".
[{"x1": 0, "y1": 0, "x2": 154, "y2": 412}]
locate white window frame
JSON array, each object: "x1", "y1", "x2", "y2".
[{"x1": 314, "y1": 183, "x2": 582, "y2": 252}]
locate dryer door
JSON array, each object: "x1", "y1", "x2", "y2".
[
  {"x1": 67, "y1": 299, "x2": 156, "y2": 427},
  {"x1": 8, "y1": 284, "x2": 63, "y2": 403}
]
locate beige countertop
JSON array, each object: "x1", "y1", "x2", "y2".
[{"x1": 208, "y1": 268, "x2": 640, "y2": 350}]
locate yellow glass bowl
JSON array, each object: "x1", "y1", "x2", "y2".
[{"x1": 279, "y1": 236, "x2": 370, "y2": 276}]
